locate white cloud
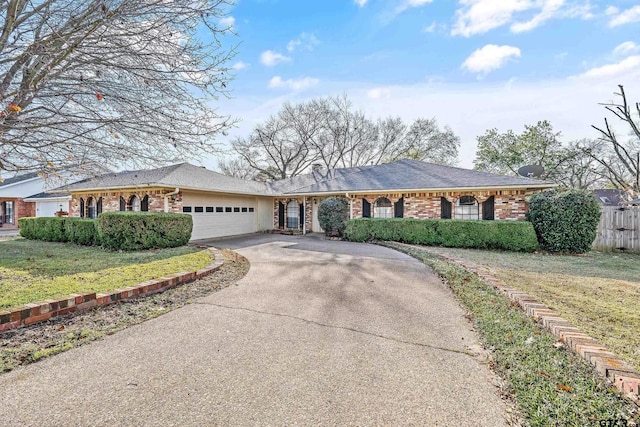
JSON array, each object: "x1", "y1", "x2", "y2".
[
  {"x1": 608, "y1": 5, "x2": 640, "y2": 27},
  {"x1": 462, "y1": 44, "x2": 521, "y2": 74},
  {"x1": 260, "y1": 50, "x2": 292, "y2": 67},
  {"x1": 605, "y1": 6, "x2": 619, "y2": 15},
  {"x1": 423, "y1": 21, "x2": 438, "y2": 32},
  {"x1": 287, "y1": 33, "x2": 320, "y2": 53},
  {"x1": 232, "y1": 61, "x2": 249, "y2": 70},
  {"x1": 395, "y1": 0, "x2": 434, "y2": 15},
  {"x1": 367, "y1": 87, "x2": 392, "y2": 99},
  {"x1": 613, "y1": 41, "x2": 640, "y2": 57},
  {"x1": 579, "y1": 55, "x2": 640, "y2": 78},
  {"x1": 452, "y1": 0, "x2": 533, "y2": 37},
  {"x1": 511, "y1": 0, "x2": 563, "y2": 33},
  {"x1": 422, "y1": 21, "x2": 447, "y2": 33},
  {"x1": 452, "y1": 0, "x2": 592, "y2": 37},
  {"x1": 355, "y1": 0, "x2": 368, "y2": 6},
  {"x1": 268, "y1": 76, "x2": 320, "y2": 91},
  {"x1": 220, "y1": 16, "x2": 235, "y2": 29}
]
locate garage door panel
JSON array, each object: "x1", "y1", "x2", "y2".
[{"x1": 182, "y1": 192, "x2": 258, "y2": 240}]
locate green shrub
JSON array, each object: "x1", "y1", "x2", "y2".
[
  {"x1": 344, "y1": 218, "x2": 539, "y2": 252},
  {"x1": 318, "y1": 197, "x2": 350, "y2": 237},
  {"x1": 18, "y1": 217, "x2": 39, "y2": 240},
  {"x1": 97, "y1": 212, "x2": 192, "y2": 251},
  {"x1": 528, "y1": 189, "x2": 601, "y2": 253},
  {"x1": 18, "y1": 217, "x2": 68, "y2": 242},
  {"x1": 66, "y1": 219, "x2": 100, "y2": 246}
]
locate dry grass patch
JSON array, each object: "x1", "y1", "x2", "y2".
[
  {"x1": 421, "y1": 246, "x2": 640, "y2": 371},
  {"x1": 490, "y1": 269, "x2": 640, "y2": 371}
]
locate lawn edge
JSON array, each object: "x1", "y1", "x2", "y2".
[
  {"x1": 387, "y1": 241, "x2": 640, "y2": 408},
  {"x1": 0, "y1": 247, "x2": 224, "y2": 332}
]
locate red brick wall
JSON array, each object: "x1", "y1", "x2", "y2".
[
  {"x1": 348, "y1": 190, "x2": 529, "y2": 221},
  {"x1": 0, "y1": 198, "x2": 35, "y2": 228},
  {"x1": 70, "y1": 190, "x2": 182, "y2": 217}
]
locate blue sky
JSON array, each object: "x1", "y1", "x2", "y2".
[{"x1": 205, "y1": 0, "x2": 640, "y2": 169}]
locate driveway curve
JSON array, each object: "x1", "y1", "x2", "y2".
[{"x1": 0, "y1": 234, "x2": 507, "y2": 426}]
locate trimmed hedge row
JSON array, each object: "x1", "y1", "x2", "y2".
[
  {"x1": 19, "y1": 217, "x2": 76, "y2": 243},
  {"x1": 18, "y1": 212, "x2": 192, "y2": 250},
  {"x1": 344, "y1": 218, "x2": 539, "y2": 252},
  {"x1": 97, "y1": 212, "x2": 192, "y2": 251}
]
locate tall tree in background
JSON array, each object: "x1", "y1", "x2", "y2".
[
  {"x1": 474, "y1": 120, "x2": 568, "y2": 180},
  {"x1": 473, "y1": 120, "x2": 610, "y2": 189},
  {"x1": 226, "y1": 95, "x2": 460, "y2": 180},
  {"x1": 1, "y1": 0, "x2": 236, "y2": 175},
  {"x1": 586, "y1": 85, "x2": 640, "y2": 197}
]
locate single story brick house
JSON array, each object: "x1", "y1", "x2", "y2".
[{"x1": 57, "y1": 159, "x2": 555, "y2": 240}]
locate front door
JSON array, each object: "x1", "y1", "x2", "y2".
[{"x1": 312, "y1": 198, "x2": 324, "y2": 233}]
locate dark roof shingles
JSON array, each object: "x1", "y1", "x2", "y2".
[{"x1": 57, "y1": 159, "x2": 553, "y2": 195}]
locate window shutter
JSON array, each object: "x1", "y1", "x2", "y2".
[
  {"x1": 362, "y1": 199, "x2": 371, "y2": 218},
  {"x1": 440, "y1": 197, "x2": 452, "y2": 219},
  {"x1": 299, "y1": 203, "x2": 304, "y2": 229},
  {"x1": 482, "y1": 196, "x2": 495, "y2": 220},
  {"x1": 141, "y1": 195, "x2": 149, "y2": 212},
  {"x1": 278, "y1": 202, "x2": 285, "y2": 228},
  {"x1": 80, "y1": 198, "x2": 85, "y2": 218},
  {"x1": 119, "y1": 196, "x2": 126, "y2": 211},
  {"x1": 394, "y1": 197, "x2": 404, "y2": 218},
  {"x1": 97, "y1": 197, "x2": 103, "y2": 215}
]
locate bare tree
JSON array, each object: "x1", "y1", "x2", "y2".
[
  {"x1": 588, "y1": 85, "x2": 640, "y2": 197},
  {"x1": 230, "y1": 95, "x2": 460, "y2": 179},
  {"x1": 217, "y1": 156, "x2": 256, "y2": 180},
  {"x1": 555, "y1": 140, "x2": 608, "y2": 190},
  {"x1": 231, "y1": 111, "x2": 320, "y2": 180},
  {"x1": 0, "y1": 0, "x2": 236, "y2": 175}
]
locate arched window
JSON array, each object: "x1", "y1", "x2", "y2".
[
  {"x1": 373, "y1": 197, "x2": 392, "y2": 218},
  {"x1": 286, "y1": 200, "x2": 299, "y2": 229},
  {"x1": 455, "y1": 195, "x2": 479, "y2": 220},
  {"x1": 87, "y1": 197, "x2": 97, "y2": 219},
  {"x1": 128, "y1": 195, "x2": 140, "y2": 211}
]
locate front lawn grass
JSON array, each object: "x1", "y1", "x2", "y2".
[
  {"x1": 415, "y1": 246, "x2": 640, "y2": 372},
  {"x1": 0, "y1": 239, "x2": 212, "y2": 309},
  {"x1": 383, "y1": 243, "x2": 638, "y2": 426}
]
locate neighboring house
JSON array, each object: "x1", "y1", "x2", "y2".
[
  {"x1": 58, "y1": 159, "x2": 555, "y2": 240},
  {"x1": 593, "y1": 189, "x2": 628, "y2": 206},
  {"x1": 0, "y1": 173, "x2": 38, "y2": 228},
  {"x1": 0, "y1": 165, "x2": 111, "y2": 228}
]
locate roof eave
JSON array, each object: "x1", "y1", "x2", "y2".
[
  {"x1": 64, "y1": 183, "x2": 275, "y2": 197},
  {"x1": 0, "y1": 176, "x2": 42, "y2": 190},
  {"x1": 23, "y1": 195, "x2": 71, "y2": 202},
  {"x1": 283, "y1": 183, "x2": 557, "y2": 196}
]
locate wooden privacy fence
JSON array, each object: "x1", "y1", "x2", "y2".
[{"x1": 592, "y1": 206, "x2": 640, "y2": 253}]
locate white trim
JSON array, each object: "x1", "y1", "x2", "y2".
[
  {"x1": 23, "y1": 196, "x2": 71, "y2": 202},
  {"x1": 0, "y1": 176, "x2": 42, "y2": 190}
]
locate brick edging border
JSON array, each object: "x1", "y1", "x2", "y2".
[
  {"x1": 0, "y1": 247, "x2": 224, "y2": 332},
  {"x1": 437, "y1": 253, "x2": 640, "y2": 405}
]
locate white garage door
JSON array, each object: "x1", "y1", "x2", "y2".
[
  {"x1": 36, "y1": 201, "x2": 63, "y2": 217},
  {"x1": 182, "y1": 192, "x2": 258, "y2": 240}
]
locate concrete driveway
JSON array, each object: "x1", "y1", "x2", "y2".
[{"x1": 0, "y1": 234, "x2": 507, "y2": 426}]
